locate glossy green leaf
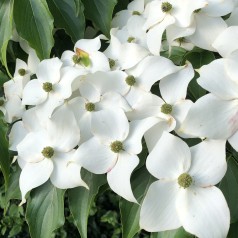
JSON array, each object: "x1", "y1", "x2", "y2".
[
  {"x1": 219, "y1": 157, "x2": 238, "y2": 223},
  {"x1": 47, "y1": 0, "x2": 85, "y2": 43},
  {"x1": 119, "y1": 166, "x2": 156, "y2": 238},
  {"x1": 26, "y1": 181, "x2": 65, "y2": 238},
  {"x1": 0, "y1": 112, "x2": 10, "y2": 188},
  {"x1": 82, "y1": 0, "x2": 117, "y2": 36},
  {"x1": 0, "y1": 0, "x2": 14, "y2": 76},
  {"x1": 13, "y1": 0, "x2": 54, "y2": 60},
  {"x1": 151, "y1": 227, "x2": 194, "y2": 238},
  {"x1": 68, "y1": 170, "x2": 106, "y2": 238}
]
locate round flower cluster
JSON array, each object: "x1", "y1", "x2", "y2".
[{"x1": 2, "y1": 0, "x2": 238, "y2": 237}]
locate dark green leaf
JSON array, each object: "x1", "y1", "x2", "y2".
[
  {"x1": 0, "y1": 70, "x2": 10, "y2": 87},
  {"x1": 161, "y1": 47, "x2": 187, "y2": 66},
  {"x1": 120, "y1": 166, "x2": 156, "y2": 238},
  {"x1": 0, "y1": 0, "x2": 14, "y2": 76},
  {"x1": 0, "y1": 112, "x2": 10, "y2": 188},
  {"x1": 151, "y1": 227, "x2": 194, "y2": 238},
  {"x1": 82, "y1": 0, "x2": 117, "y2": 36},
  {"x1": 47, "y1": 0, "x2": 85, "y2": 43},
  {"x1": 13, "y1": 0, "x2": 54, "y2": 60},
  {"x1": 219, "y1": 157, "x2": 238, "y2": 223},
  {"x1": 228, "y1": 221, "x2": 238, "y2": 238},
  {"x1": 26, "y1": 181, "x2": 65, "y2": 238},
  {"x1": 68, "y1": 170, "x2": 106, "y2": 238},
  {"x1": 4, "y1": 165, "x2": 21, "y2": 206}
]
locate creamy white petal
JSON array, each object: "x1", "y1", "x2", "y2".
[
  {"x1": 124, "y1": 117, "x2": 159, "y2": 154},
  {"x1": 172, "y1": 100, "x2": 193, "y2": 130},
  {"x1": 79, "y1": 81, "x2": 101, "y2": 103},
  {"x1": 74, "y1": 137, "x2": 117, "y2": 174},
  {"x1": 176, "y1": 186, "x2": 230, "y2": 238},
  {"x1": 180, "y1": 94, "x2": 238, "y2": 139},
  {"x1": 91, "y1": 109, "x2": 129, "y2": 143},
  {"x1": 98, "y1": 92, "x2": 131, "y2": 112},
  {"x1": 17, "y1": 131, "x2": 48, "y2": 163},
  {"x1": 128, "y1": 55, "x2": 180, "y2": 92},
  {"x1": 9, "y1": 121, "x2": 27, "y2": 151},
  {"x1": 86, "y1": 70, "x2": 129, "y2": 95},
  {"x1": 226, "y1": 8, "x2": 238, "y2": 27},
  {"x1": 213, "y1": 26, "x2": 238, "y2": 57},
  {"x1": 19, "y1": 159, "x2": 53, "y2": 203},
  {"x1": 111, "y1": 10, "x2": 132, "y2": 28},
  {"x1": 146, "y1": 15, "x2": 176, "y2": 55},
  {"x1": 27, "y1": 48, "x2": 40, "y2": 74},
  {"x1": 47, "y1": 105, "x2": 80, "y2": 152},
  {"x1": 89, "y1": 51, "x2": 110, "y2": 72},
  {"x1": 50, "y1": 151, "x2": 88, "y2": 189},
  {"x1": 189, "y1": 140, "x2": 226, "y2": 186},
  {"x1": 75, "y1": 36, "x2": 101, "y2": 52},
  {"x1": 147, "y1": 132, "x2": 191, "y2": 180},
  {"x1": 140, "y1": 180, "x2": 181, "y2": 232},
  {"x1": 107, "y1": 152, "x2": 139, "y2": 203},
  {"x1": 37, "y1": 58, "x2": 62, "y2": 84},
  {"x1": 22, "y1": 79, "x2": 47, "y2": 105},
  {"x1": 188, "y1": 13, "x2": 227, "y2": 51},
  {"x1": 197, "y1": 58, "x2": 238, "y2": 100},
  {"x1": 126, "y1": 92, "x2": 164, "y2": 121},
  {"x1": 144, "y1": 118, "x2": 174, "y2": 152},
  {"x1": 160, "y1": 62, "x2": 194, "y2": 104}
]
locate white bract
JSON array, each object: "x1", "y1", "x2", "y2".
[
  {"x1": 73, "y1": 109, "x2": 158, "y2": 202},
  {"x1": 16, "y1": 106, "x2": 87, "y2": 204},
  {"x1": 140, "y1": 132, "x2": 229, "y2": 238}
]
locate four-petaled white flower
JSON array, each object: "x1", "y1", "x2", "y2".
[{"x1": 140, "y1": 132, "x2": 230, "y2": 238}]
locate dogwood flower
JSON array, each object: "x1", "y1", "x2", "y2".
[
  {"x1": 17, "y1": 105, "x2": 87, "y2": 204},
  {"x1": 22, "y1": 58, "x2": 83, "y2": 117},
  {"x1": 140, "y1": 132, "x2": 229, "y2": 238},
  {"x1": 73, "y1": 109, "x2": 158, "y2": 202},
  {"x1": 61, "y1": 36, "x2": 110, "y2": 72}
]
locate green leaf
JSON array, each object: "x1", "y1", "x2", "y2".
[
  {"x1": 0, "y1": 70, "x2": 10, "y2": 87},
  {"x1": 228, "y1": 222, "x2": 238, "y2": 238},
  {"x1": 82, "y1": 0, "x2": 117, "y2": 36},
  {"x1": 151, "y1": 227, "x2": 194, "y2": 238},
  {"x1": 4, "y1": 165, "x2": 21, "y2": 207},
  {"x1": 47, "y1": 0, "x2": 85, "y2": 43},
  {"x1": 68, "y1": 170, "x2": 106, "y2": 238},
  {"x1": 120, "y1": 166, "x2": 156, "y2": 238},
  {"x1": 13, "y1": 0, "x2": 54, "y2": 60},
  {"x1": 0, "y1": 112, "x2": 10, "y2": 188},
  {"x1": 0, "y1": 0, "x2": 14, "y2": 76},
  {"x1": 26, "y1": 181, "x2": 65, "y2": 238},
  {"x1": 219, "y1": 157, "x2": 238, "y2": 223}
]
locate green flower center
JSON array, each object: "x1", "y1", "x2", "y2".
[
  {"x1": 127, "y1": 37, "x2": 135, "y2": 43},
  {"x1": 132, "y1": 11, "x2": 141, "y2": 15},
  {"x1": 178, "y1": 173, "x2": 193, "y2": 189},
  {"x1": 0, "y1": 99, "x2": 4, "y2": 106},
  {"x1": 72, "y1": 54, "x2": 81, "y2": 64},
  {"x1": 42, "y1": 82, "x2": 53, "y2": 92},
  {"x1": 125, "y1": 75, "x2": 136, "y2": 86},
  {"x1": 176, "y1": 37, "x2": 185, "y2": 43},
  {"x1": 18, "y1": 68, "x2": 26, "y2": 76},
  {"x1": 161, "y1": 2, "x2": 172, "y2": 12},
  {"x1": 109, "y1": 58, "x2": 115, "y2": 69},
  {"x1": 110, "y1": 141, "x2": 123, "y2": 153},
  {"x1": 85, "y1": 102, "x2": 95, "y2": 112},
  {"x1": 161, "y1": 103, "x2": 173, "y2": 114},
  {"x1": 42, "y1": 146, "x2": 54, "y2": 159}
]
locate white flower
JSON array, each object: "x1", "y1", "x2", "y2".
[
  {"x1": 61, "y1": 36, "x2": 110, "y2": 73},
  {"x1": 180, "y1": 50, "x2": 238, "y2": 150},
  {"x1": 140, "y1": 132, "x2": 229, "y2": 238},
  {"x1": 73, "y1": 109, "x2": 158, "y2": 202},
  {"x1": 22, "y1": 57, "x2": 83, "y2": 117},
  {"x1": 17, "y1": 105, "x2": 87, "y2": 204},
  {"x1": 104, "y1": 28, "x2": 149, "y2": 70}
]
